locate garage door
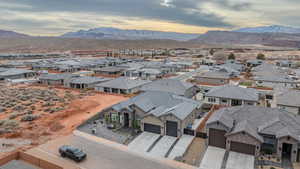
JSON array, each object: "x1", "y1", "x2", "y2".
[
  {"x1": 230, "y1": 141, "x2": 255, "y2": 155},
  {"x1": 208, "y1": 128, "x2": 226, "y2": 148},
  {"x1": 166, "y1": 121, "x2": 178, "y2": 137},
  {"x1": 144, "y1": 123, "x2": 161, "y2": 134}
]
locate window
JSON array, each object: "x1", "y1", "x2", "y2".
[
  {"x1": 221, "y1": 99, "x2": 227, "y2": 103},
  {"x1": 266, "y1": 95, "x2": 273, "y2": 100},
  {"x1": 208, "y1": 97, "x2": 216, "y2": 103},
  {"x1": 111, "y1": 113, "x2": 118, "y2": 122}
]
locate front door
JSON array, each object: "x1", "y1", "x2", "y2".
[
  {"x1": 282, "y1": 143, "x2": 292, "y2": 159},
  {"x1": 124, "y1": 113, "x2": 129, "y2": 127}
]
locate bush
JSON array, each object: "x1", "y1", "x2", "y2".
[
  {"x1": 0, "y1": 119, "x2": 19, "y2": 129},
  {"x1": 21, "y1": 114, "x2": 39, "y2": 122},
  {"x1": 257, "y1": 53, "x2": 266, "y2": 60},
  {"x1": 228, "y1": 53, "x2": 236, "y2": 60}
]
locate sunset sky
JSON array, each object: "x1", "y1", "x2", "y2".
[{"x1": 0, "y1": 0, "x2": 299, "y2": 36}]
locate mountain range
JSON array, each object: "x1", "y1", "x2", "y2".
[
  {"x1": 1, "y1": 25, "x2": 300, "y2": 48},
  {"x1": 234, "y1": 25, "x2": 300, "y2": 34},
  {"x1": 61, "y1": 27, "x2": 199, "y2": 41},
  {"x1": 0, "y1": 30, "x2": 28, "y2": 38}
]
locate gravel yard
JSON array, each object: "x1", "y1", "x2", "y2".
[{"x1": 0, "y1": 84, "x2": 127, "y2": 156}]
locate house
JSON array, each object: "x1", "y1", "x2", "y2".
[
  {"x1": 140, "y1": 79, "x2": 200, "y2": 99},
  {"x1": 193, "y1": 71, "x2": 232, "y2": 86},
  {"x1": 67, "y1": 76, "x2": 111, "y2": 89},
  {"x1": 252, "y1": 63, "x2": 299, "y2": 89},
  {"x1": 39, "y1": 73, "x2": 79, "y2": 86},
  {"x1": 95, "y1": 77, "x2": 150, "y2": 94},
  {"x1": 276, "y1": 60, "x2": 296, "y2": 68},
  {"x1": 204, "y1": 85, "x2": 260, "y2": 106},
  {"x1": 102, "y1": 91, "x2": 203, "y2": 137},
  {"x1": 277, "y1": 90, "x2": 300, "y2": 115},
  {"x1": 0, "y1": 68, "x2": 36, "y2": 80},
  {"x1": 93, "y1": 66, "x2": 126, "y2": 76},
  {"x1": 253, "y1": 75, "x2": 299, "y2": 89},
  {"x1": 246, "y1": 59, "x2": 264, "y2": 67},
  {"x1": 206, "y1": 106, "x2": 300, "y2": 162}
]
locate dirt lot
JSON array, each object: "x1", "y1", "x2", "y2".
[
  {"x1": 0, "y1": 84, "x2": 127, "y2": 156},
  {"x1": 182, "y1": 138, "x2": 206, "y2": 166}
]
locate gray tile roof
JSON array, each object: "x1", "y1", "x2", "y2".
[
  {"x1": 39, "y1": 73, "x2": 77, "y2": 80},
  {"x1": 96, "y1": 77, "x2": 151, "y2": 90},
  {"x1": 205, "y1": 85, "x2": 259, "y2": 102},
  {"x1": 226, "y1": 120, "x2": 264, "y2": 142},
  {"x1": 197, "y1": 71, "x2": 231, "y2": 79},
  {"x1": 0, "y1": 68, "x2": 35, "y2": 77},
  {"x1": 141, "y1": 79, "x2": 195, "y2": 96},
  {"x1": 277, "y1": 90, "x2": 300, "y2": 107},
  {"x1": 110, "y1": 91, "x2": 202, "y2": 120},
  {"x1": 207, "y1": 106, "x2": 300, "y2": 141},
  {"x1": 69, "y1": 76, "x2": 111, "y2": 84}
]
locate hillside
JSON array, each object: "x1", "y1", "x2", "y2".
[
  {"x1": 0, "y1": 29, "x2": 29, "y2": 38},
  {"x1": 0, "y1": 37, "x2": 205, "y2": 53},
  {"x1": 191, "y1": 31, "x2": 300, "y2": 48},
  {"x1": 234, "y1": 25, "x2": 300, "y2": 34}
]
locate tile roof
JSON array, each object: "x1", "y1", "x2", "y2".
[
  {"x1": 207, "y1": 106, "x2": 300, "y2": 142},
  {"x1": 277, "y1": 90, "x2": 300, "y2": 107},
  {"x1": 141, "y1": 79, "x2": 195, "y2": 96},
  {"x1": 96, "y1": 77, "x2": 150, "y2": 90},
  {"x1": 205, "y1": 85, "x2": 259, "y2": 101},
  {"x1": 110, "y1": 91, "x2": 202, "y2": 120}
]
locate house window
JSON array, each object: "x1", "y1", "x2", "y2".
[
  {"x1": 111, "y1": 113, "x2": 119, "y2": 122},
  {"x1": 208, "y1": 97, "x2": 216, "y2": 103},
  {"x1": 221, "y1": 99, "x2": 227, "y2": 103}
]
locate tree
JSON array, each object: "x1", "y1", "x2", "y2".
[
  {"x1": 228, "y1": 53, "x2": 235, "y2": 60},
  {"x1": 209, "y1": 49, "x2": 215, "y2": 56},
  {"x1": 257, "y1": 53, "x2": 266, "y2": 60}
]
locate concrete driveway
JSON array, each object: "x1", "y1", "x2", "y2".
[
  {"x1": 168, "y1": 135, "x2": 194, "y2": 159},
  {"x1": 26, "y1": 133, "x2": 194, "y2": 169},
  {"x1": 128, "y1": 132, "x2": 160, "y2": 153},
  {"x1": 199, "y1": 146, "x2": 226, "y2": 169},
  {"x1": 225, "y1": 152, "x2": 254, "y2": 169},
  {"x1": 149, "y1": 136, "x2": 177, "y2": 158}
]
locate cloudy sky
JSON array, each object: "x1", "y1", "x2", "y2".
[{"x1": 0, "y1": 0, "x2": 299, "y2": 36}]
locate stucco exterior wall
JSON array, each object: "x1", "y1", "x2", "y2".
[{"x1": 226, "y1": 133, "x2": 261, "y2": 156}]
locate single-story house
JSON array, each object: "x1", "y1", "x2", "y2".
[
  {"x1": 277, "y1": 90, "x2": 300, "y2": 115},
  {"x1": 204, "y1": 85, "x2": 260, "y2": 106},
  {"x1": 207, "y1": 106, "x2": 300, "y2": 162},
  {"x1": 39, "y1": 73, "x2": 79, "y2": 86},
  {"x1": 93, "y1": 66, "x2": 126, "y2": 76},
  {"x1": 95, "y1": 77, "x2": 150, "y2": 94},
  {"x1": 140, "y1": 79, "x2": 200, "y2": 99},
  {"x1": 67, "y1": 76, "x2": 112, "y2": 89},
  {"x1": 0, "y1": 68, "x2": 36, "y2": 80},
  {"x1": 254, "y1": 75, "x2": 299, "y2": 89},
  {"x1": 102, "y1": 91, "x2": 203, "y2": 137},
  {"x1": 193, "y1": 71, "x2": 232, "y2": 86}
]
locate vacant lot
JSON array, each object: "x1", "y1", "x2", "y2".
[{"x1": 0, "y1": 84, "x2": 127, "y2": 156}]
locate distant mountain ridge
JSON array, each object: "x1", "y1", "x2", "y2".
[
  {"x1": 191, "y1": 31, "x2": 300, "y2": 48},
  {"x1": 0, "y1": 29, "x2": 29, "y2": 38},
  {"x1": 61, "y1": 27, "x2": 199, "y2": 41},
  {"x1": 234, "y1": 25, "x2": 300, "y2": 34}
]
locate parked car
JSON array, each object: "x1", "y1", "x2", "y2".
[{"x1": 59, "y1": 145, "x2": 87, "y2": 162}]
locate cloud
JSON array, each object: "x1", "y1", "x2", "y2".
[
  {"x1": 0, "y1": 0, "x2": 299, "y2": 35},
  {"x1": 1, "y1": 0, "x2": 232, "y2": 28}
]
